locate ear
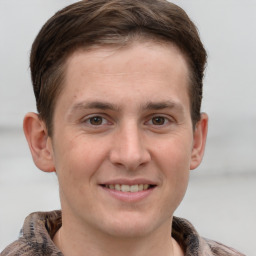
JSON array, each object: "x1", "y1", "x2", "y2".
[
  {"x1": 190, "y1": 113, "x2": 208, "y2": 170},
  {"x1": 23, "y1": 112, "x2": 55, "y2": 173}
]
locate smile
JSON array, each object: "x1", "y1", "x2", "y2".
[{"x1": 102, "y1": 184, "x2": 155, "y2": 193}]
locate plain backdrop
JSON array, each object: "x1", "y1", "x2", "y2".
[{"x1": 0, "y1": 1, "x2": 255, "y2": 255}]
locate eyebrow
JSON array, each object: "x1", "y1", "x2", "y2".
[
  {"x1": 69, "y1": 101, "x2": 120, "y2": 114},
  {"x1": 143, "y1": 100, "x2": 184, "y2": 112},
  {"x1": 68, "y1": 100, "x2": 184, "y2": 115}
]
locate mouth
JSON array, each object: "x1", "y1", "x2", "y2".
[{"x1": 100, "y1": 184, "x2": 156, "y2": 193}]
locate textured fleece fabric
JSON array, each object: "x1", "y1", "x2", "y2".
[{"x1": 1, "y1": 211, "x2": 245, "y2": 256}]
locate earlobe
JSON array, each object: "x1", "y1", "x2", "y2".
[
  {"x1": 190, "y1": 113, "x2": 208, "y2": 170},
  {"x1": 23, "y1": 112, "x2": 55, "y2": 173}
]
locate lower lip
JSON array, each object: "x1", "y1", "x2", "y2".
[{"x1": 100, "y1": 186, "x2": 155, "y2": 202}]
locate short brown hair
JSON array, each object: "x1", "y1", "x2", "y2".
[{"x1": 30, "y1": 0, "x2": 207, "y2": 136}]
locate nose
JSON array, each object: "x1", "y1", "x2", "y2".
[{"x1": 109, "y1": 122, "x2": 151, "y2": 170}]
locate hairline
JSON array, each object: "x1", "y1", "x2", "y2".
[{"x1": 45, "y1": 35, "x2": 197, "y2": 137}]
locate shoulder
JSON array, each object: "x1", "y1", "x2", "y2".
[
  {"x1": 172, "y1": 217, "x2": 245, "y2": 256},
  {"x1": 1, "y1": 238, "x2": 63, "y2": 256},
  {"x1": 1, "y1": 239, "x2": 32, "y2": 256},
  {"x1": 202, "y1": 238, "x2": 246, "y2": 256},
  {"x1": 1, "y1": 211, "x2": 63, "y2": 256}
]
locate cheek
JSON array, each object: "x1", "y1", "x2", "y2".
[
  {"x1": 160, "y1": 144, "x2": 190, "y2": 189},
  {"x1": 54, "y1": 135, "x2": 108, "y2": 186},
  {"x1": 154, "y1": 135, "x2": 193, "y2": 172},
  {"x1": 153, "y1": 136, "x2": 191, "y2": 202},
  {"x1": 54, "y1": 139, "x2": 98, "y2": 207},
  {"x1": 159, "y1": 147, "x2": 190, "y2": 213}
]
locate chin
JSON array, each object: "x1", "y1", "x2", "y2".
[
  {"x1": 99, "y1": 212, "x2": 163, "y2": 239},
  {"x1": 107, "y1": 225, "x2": 152, "y2": 239}
]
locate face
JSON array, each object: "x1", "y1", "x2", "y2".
[{"x1": 48, "y1": 42, "x2": 202, "y2": 239}]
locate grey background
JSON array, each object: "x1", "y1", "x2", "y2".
[{"x1": 0, "y1": 1, "x2": 255, "y2": 255}]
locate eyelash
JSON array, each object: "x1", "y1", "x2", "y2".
[
  {"x1": 82, "y1": 114, "x2": 173, "y2": 128},
  {"x1": 146, "y1": 116, "x2": 171, "y2": 126},
  {"x1": 83, "y1": 115, "x2": 109, "y2": 126}
]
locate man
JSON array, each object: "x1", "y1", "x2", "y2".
[{"x1": 1, "y1": 0, "x2": 244, "y2": 255}]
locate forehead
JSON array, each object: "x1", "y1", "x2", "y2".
[
  {"x1": 65, "y1": 41, "x2": 189, "y2": 85},
  {"x1": 58, "y1": 41, "x2": 190, "y2": 112}
]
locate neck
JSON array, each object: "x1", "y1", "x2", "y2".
[{"x1": 53, "y1": 216, "x2": 183, "y2": 256}]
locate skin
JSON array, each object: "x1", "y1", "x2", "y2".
[{"x1": 24, "y1": 41, "x2": 208, "y2": 256}]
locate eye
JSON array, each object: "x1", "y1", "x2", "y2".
[
  {"x1": 147, "y1": 116, "x2": 170, "y2": 126},
  {"x1": 151, "y1": 116, "x2": 167, "y2": 125},
  {"x1": 84, "y1": 116, "x2": 108, "y2": 126}
]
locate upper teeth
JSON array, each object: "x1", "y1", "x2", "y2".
[{"x1": 105, "y1": 184, "x2": 150, "y2": 192}]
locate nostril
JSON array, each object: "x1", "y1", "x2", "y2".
[{"x1": 109, "y1": 149, "x2": 151, "y2": 170}]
